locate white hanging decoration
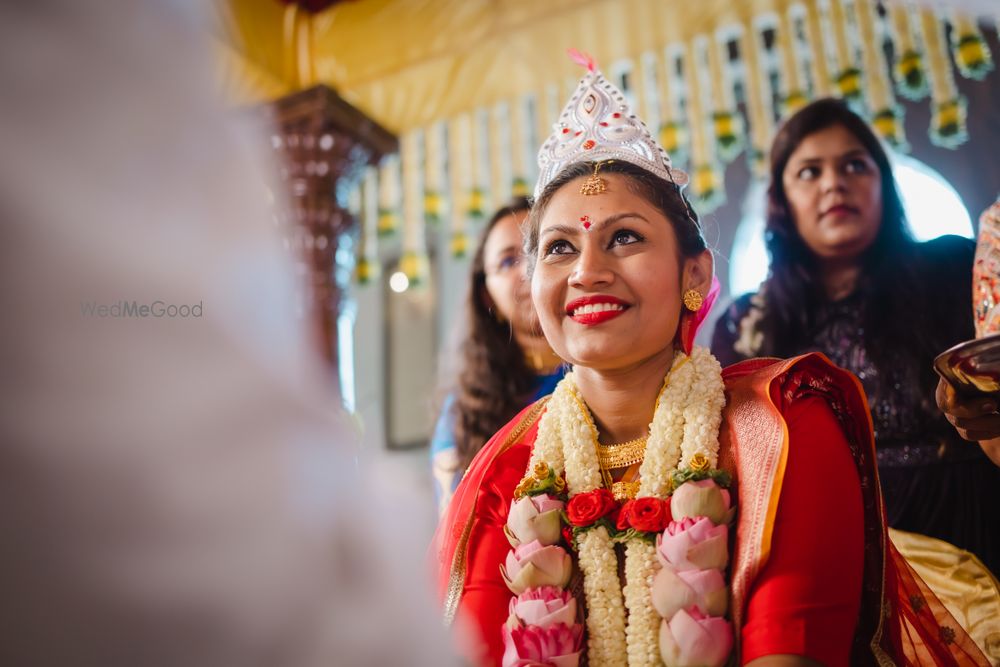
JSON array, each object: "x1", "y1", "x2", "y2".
[
  {"x1": 777, "y1": 5, "x2": 810, "y2": 116},
  {"x1": 448, "y1": 113, "x2": 473, "y2": 258},
  {"x1": 399, "y1": 129, "x2": 430, "y2": 286},
  {"x1": 638, "y1": 51, "x2": 663, "y2": 136},
  {"x1": 660, "y1": 44, "x2": 691, "y2": 168},
  {"x1": 737, "y1": 20, "x2": 771, "y2": 179},
  {"x1": 355, "y1": 166, "x2": 380, "y2": 285},
  {"x1": 857, "y1": 0, "x2": 907, "y2": 150},
  {"x1": 949, "y1": 12, "x2": 994, "y2": 81},
  {"x1": 376, "y1": 154, "x2": 401, "y2": 237},
  {"x1": 510, "y1": 94, "x2": 534, "y2": 197},
  {"x1": 708, "y1": 28, "x2": 746, "y2": 164},
  {"x1": 888, "y1": 2, "x2": 930, "y2": 100},
  {"x1": 803, "y1": 0, "x2": 834, "y2": 97},
  {"x1": 489, "y1": 101, "x2": 513, "y2": 208},
  {"x1": 828, "y1": 0, "x2": 864, "y2": 103},
  {"x1": 686, "y1": 36, "x2": 725, "y2": 212},
  {"x1": 920, "y1": 7, "x2": 968, "y2": 149},
  {"x1": 423, "y1": 121, "x2": 447, "y2": 226},
  {"x1": 469, "y1": 107, "x2": 491, "y2": 220}
]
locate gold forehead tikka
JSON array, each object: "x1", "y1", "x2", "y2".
[{"x1": 580, "y1": 160, "x2": 614, "y2": 196}]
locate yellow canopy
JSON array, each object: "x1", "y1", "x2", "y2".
[{"x1": 212, "y1": 0, "x2": 743, "y2": 132}]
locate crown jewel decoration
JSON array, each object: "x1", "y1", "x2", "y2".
[{"x1": 535, "y1": 49, "x2": 690, "y2": 199}]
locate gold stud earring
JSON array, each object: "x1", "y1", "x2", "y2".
[{"x1": 683, "y1": 289, "x2": 703, "y2": 312}]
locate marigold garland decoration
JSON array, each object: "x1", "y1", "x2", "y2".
[
  {"x1": 466, "y1": 187, "x2": 485, "y2": 219},
  {"x1": 658, "y1": 121, "x2": 688, "y2": 166},
  {"x1": 871, "y1": 106, "x2": 908, "y2": 151},
  {"x1": 449, "y1": 231, "x2": 468, "y2": 259},
  {"x1": 781, "y1": 91, "x2": 809, "y2": 118},
  {"x1": 834, "y1": 66, "x2": 863, "y2": 100},
  {"x1": 930, "y1": 96, "x2": 969, "y2": 149},
  {"x1": 954, "y1": 33, "x2": 994, "y2": 80},
  {"x1": 712, "y1": 110, "x2": 745, "y2": 163},
  {"x1": 423, "y1": 190, "x2": 443, "y2": 225}
]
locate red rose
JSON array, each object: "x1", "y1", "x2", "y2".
[
  {"x1": 566, "y1": 489, "x2": 617, "y2": 527},
  {"x1": 615, "y1": 500, "x2": 634, "y2": 531},
  {"x1": 561, "y1": 525, "x2": 575, "y2": 548},
  {"x1": 620, "y1": 497, "x2": 671, "y2": 533}
]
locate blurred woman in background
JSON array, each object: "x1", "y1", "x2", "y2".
[{"x1": 431, "y1": 198, "x2": 563, "y2": 514}]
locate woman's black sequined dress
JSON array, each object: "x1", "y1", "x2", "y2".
[{"x1": 713, "y1": 236, "x2": 1000, "y2": 575}]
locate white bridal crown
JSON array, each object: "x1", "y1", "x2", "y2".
[{"x1": 534, "y1": 49, "x2": 690, "y2": 200}]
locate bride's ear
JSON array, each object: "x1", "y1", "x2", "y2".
[{"x1": 683, "y1": 249, "x2": 714, "y2": 296}]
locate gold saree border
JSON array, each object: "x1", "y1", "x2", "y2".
[{"x1": 442, "y1": 398, "x2": 548, "y2": 627}]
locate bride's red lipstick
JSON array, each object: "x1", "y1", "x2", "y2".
[{"x1": 565, "y1": 295, "x2": 630, "y2": 325}]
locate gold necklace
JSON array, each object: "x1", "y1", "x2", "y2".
[
  {"x1": 596, "y1": 436, "x2": 647, "y2": 501},
  {"x1": 596, "y1": 436, "x2": 647, "y2": 469}
]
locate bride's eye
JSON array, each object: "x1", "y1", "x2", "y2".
[
  {"x1": 543, "y1": 239, "x2": 575, "y2": 256},
  {"x1": 610, "y1": 229, "x2": 643, "y2": 247}
]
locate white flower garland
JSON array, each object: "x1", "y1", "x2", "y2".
[{"x1": 522, "y1": 346, "x2": 727, "y2": 666}]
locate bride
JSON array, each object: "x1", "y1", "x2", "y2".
[{"x1": 433, "y1": 57, "x2": 986, "y2": 667}]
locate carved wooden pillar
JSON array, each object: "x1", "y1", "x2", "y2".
[{"x1": 266, "y1": 85, "x2": 396, "y2": 383}]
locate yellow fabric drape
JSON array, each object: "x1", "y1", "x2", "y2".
[
  {"x1": 214, "y1": 0, "x2": 774, "y2": 132},
  {"x1": 890, "y1": 528, "x2": 1000, "y2": 663}
]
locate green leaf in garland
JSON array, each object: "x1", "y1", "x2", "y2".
[{"x1": 668, "y1": 466, "x2": 732, "y2": 493}]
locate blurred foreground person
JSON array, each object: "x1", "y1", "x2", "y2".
[{"x1": 0, "y1": 2, "x2": 457, "y2": 666}]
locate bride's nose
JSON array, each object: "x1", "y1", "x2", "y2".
[{"x1": 569, "y1": 243, "x2": 614, "y2": 288}]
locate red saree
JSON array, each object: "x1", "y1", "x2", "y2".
[{"x1": 432, "y1": 353, "x2": 988, "y2": 666}]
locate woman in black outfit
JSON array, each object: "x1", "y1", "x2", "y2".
[{"x1": 712, "y1": 98, "x2": 1000, "y2": 575}]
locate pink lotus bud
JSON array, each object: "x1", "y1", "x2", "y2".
[
  {"x1": 659, "y1": 608, "x2": 733, "y2": 667},
  {"x1": 502, "y1": 622, "x2": 582, "y2": 667},
  {"x1": 501, "y1": 540, "x2": 573, "y2": 595},
  {"x1": 506, "y1": 494, "x2": 565, "y2": 547},
  {"x1": 651, "y1": 567, "x2": 728, "y2": 619},
  {"x1": 670, "y1": 480, "x2": 732, "y2": 525},
  {"x1": 657, "y1": 516, "x2": 729, "y2": 571},
  {"x1": 509, "y1": 586, "x2": 578, "y2": 629}
]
